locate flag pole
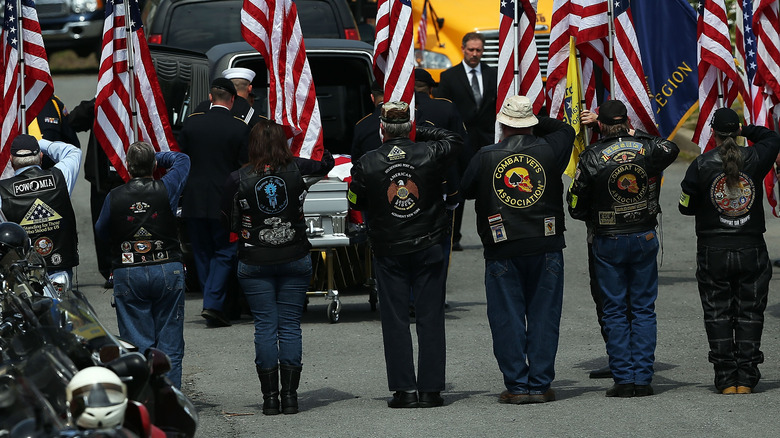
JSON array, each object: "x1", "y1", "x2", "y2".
[
  {"x1": 575, "y1": 42, "x2": 589, "y2": 147},
  {"x1": 17, "y1": 0, "x2": 27, "y2": 133},
  {"x1": 512, "y1": 0, "x2": 520, "y2": 96},
  {"x1": 607, "y1": 0, "x2": 615, "y2": 98},
  {"x1": 716, "y1": 71, "x2": 724, "y2": 108},
  {"x1": 124, "y1": 0, "x2": 139, "y2": 143}
]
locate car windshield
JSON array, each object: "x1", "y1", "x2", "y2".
[{"x1": 166, "y1": 0, "x2": 341, "y2": 53}]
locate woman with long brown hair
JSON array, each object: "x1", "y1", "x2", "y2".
[
  {"x1": 679, "y1": 107, "x2": 780, "y2": 395},
  {"x1": 221, "y1": 119, "x2": 333, "y2": 414}
]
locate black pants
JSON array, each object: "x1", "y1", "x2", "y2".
[
  {"x1": 374, "y1": 244, "x2": 446, "y2": 392},
  {"x1": 90, "y1": 185, "x2": 112, "y2": 281},
  {"x1": 696, "y1": 244, "x2": 771, "y2": 390}
]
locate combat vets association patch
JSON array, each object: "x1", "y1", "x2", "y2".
[
  {"x1": 608, "y1": 164, "x2": 648, "y2": 205},
  {"x1": 710, "y1": 172, "x2": 754, "y2": 218},
  {"x1": 387, "y1": 146, "x2": 406, "y2": 161},
  {"x1": 492, "y1": 154, "x2": 546, "y2": 209},
  {"x1": 34, "y1": 237, "x2": 53, "y2": 256}
]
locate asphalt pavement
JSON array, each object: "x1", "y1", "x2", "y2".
[{"x1": 53, "y1": 74, "x2": 780, "y2": 437}]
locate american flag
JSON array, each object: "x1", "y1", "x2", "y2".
[
  {"x1": 692, "y1": 0, "x2": 742, "y2": 153},
  {"x1": 1, "y1": 0, "x2": 53, "y2": 176},
  {"x1": 373, "y1": 0, "x2": 415, "y2": 128},
  {"x1": 753, "y1": 0, "x2": 780, "y2": 113},
  {"x1": 417, "y1": 0, "x2": 428, "y2": 50},
  {"x1": 736, "y1": 0, "x2": 771, "y2": 128},
  {"x1": 241, "y1": 0, "x2": 324, "y2": 159},
  {"x1": 497, "y1": 0, "x2": 544, "y2": 131},
  {"x1": 94, "y1": 0, "x2": 177, "y2": 182}
]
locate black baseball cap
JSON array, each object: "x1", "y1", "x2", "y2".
[
  {"x1": 414, "y1": 68, "x2": 437, "y2": 87},
  {"x1": 597, "y1": 100, "x2": 628, "y2": 125},
  {"x1": 10, "y1": 134, "x2": 40, "y2": 157},
  {"x1": 211, "y1": 77, "x2": 237, "y2": 96},
  {"x1": 711, "y1": 107, "x2": 740, "y2": 135}
]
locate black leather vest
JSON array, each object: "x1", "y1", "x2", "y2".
[
  {"x1": 587, "y1": 137, "x2": 660, "y2": 235},
  {"x1": 0, "y1": 167, "x2": 78, "y2": 270},
  {"x1": 357, "y1": 137, "x2": 449, "y2": 256},
  {"x1": 472, "y1": 135, "x2": 565, "y2": 246},
  {"x1": 235, "y1": 163, "x2": 310, "y2": 264},
  {"x1": 108, "y1": 178, "x2": 182, "y2": 269},
  {"x1": 693, "y1": 147, "x2": 766, "y2": 237}
]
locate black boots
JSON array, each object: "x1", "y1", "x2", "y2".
[
  {"x1": 279, "y1": 364, "x2": 302, "y2": 414},
  {"x1": 257, "y1": 366, "x2": 280, "y2": 415}
]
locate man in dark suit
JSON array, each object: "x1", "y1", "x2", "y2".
[
  {"x1": 178, "y1": 78, "x2": 250, "y2": 327},
  {"x1": 433, "y1": 32, "x2": 498, "y2": 251}
]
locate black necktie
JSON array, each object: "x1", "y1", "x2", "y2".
[{"x1": 470, "y1": 69, "x2": 482, "y2": 107}]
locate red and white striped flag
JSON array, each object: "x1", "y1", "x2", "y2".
[
  {"x1": 94, "y1": 0, "x2": 178, "y2": 182},
  {"x1": 241, "y1": 0, "x2": 324, "y2": 159},
  {"x1": 546, "y1": 0, "x2": 597, "y2": 121},
  {"x1": 497, "y1": 0, "x2": 544, "y2": 135},
  {"x1": 1, "y1": 0, "x2": 53, "y2": 176},
  {"x1": 373, "y1": 0, "x2": 415, "y2": 128},
  {"x1": 736, "y1": 0, "x2": 772, "y2": 128},
  {"x1": 417, "y1": 0, "x2": 428, "y2": 50},
  {"x1": 692, "y1": 0, "x2": 742, "y2": 153},
  {"x1": 753, "y1": 0, "x2": 780, "y2": 115}
]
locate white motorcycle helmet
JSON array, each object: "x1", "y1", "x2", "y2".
[{"x1": 66, "y1": 366, "x2": 128, "y2": 429}]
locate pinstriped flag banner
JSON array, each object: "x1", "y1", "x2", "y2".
[
  {"x1": 692, "y1": 0, "x2": 742, "y2": 153},
  {"x1": 1, "y1": 0, "x2": 53, "y2": 177},
  {"x1": 241, "y1": 0, "x2": 324, "y2": 159},
  {"x1": 373, "y1": 0, "x2": 415, "y2": 128},
  {"x1": 497, "y1": 0, "x2": 544, "y2": 135},
  {"x1": 94, "y1": 0, "x2": 178, "y2": 182}
]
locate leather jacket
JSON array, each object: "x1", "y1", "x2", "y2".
[
  {"x1": 568, "y1": 130, "x2": 679, "y2": 235},
  {"x1": 348, "y1": 126, "x2": 462, "y2": 256}
]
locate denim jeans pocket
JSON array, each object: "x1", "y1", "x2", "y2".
[
  {"x1": 289, "y1": 255, "x2": 313, "y2": 277},
  {"x1": 639, "y1": 231, "x2": 659, "y2": 256},
  {"x1": 545, "y1": 252, "x2": 563, "y2": 275},
  {"x1": 486, "y1": 259, "x2": 509, "y2": 278}
]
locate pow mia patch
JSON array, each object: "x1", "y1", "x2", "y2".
[
  {"x1": 255, "y1": 176, "x2": 289, "y2": 215},
  {"x1": 492, "y1": 154, "x2": 546, "y2": 209},
  {"x1": 710, "y1": 172, "x2": 754, "y2": 217},
  {"x1": 608, "y1": 164, "x2": 648, "y2": 205},
  {"x1": 12, "y1": 175, "x2": 56, "y2": 196},
  {"x1": 34, "y1": 237, "x2": 53, "y2": 256}
]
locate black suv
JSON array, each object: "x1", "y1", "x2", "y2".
[{"x1": 143, "y1": 0, "x2": 361, "y2": 53}]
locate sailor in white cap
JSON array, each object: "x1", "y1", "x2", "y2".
[{"x1": 193, "y1": 67, "x2": 260, "y2": 127}]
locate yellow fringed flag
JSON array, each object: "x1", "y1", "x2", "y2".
[{"x1": 564, "y1": 36, "x2": 586, "y2": 178}]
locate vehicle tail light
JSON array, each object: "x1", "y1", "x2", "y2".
[
  {"x1": 148, "y1": 34, "x2": 162, "y2": 45},
  {"x1": 344, "y1": 28, "x2": 360, "y2": 41}
]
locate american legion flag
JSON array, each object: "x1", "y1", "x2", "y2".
[
  {"x1": 1, "y1": 0, "x2": 53, "y2": 176},
  {"x1": 241, "y1": 0, "x2": 324, "y2": 159},
  {"x1": 373, "y1": 0, "x2": 415, "y2": 129},
  {"x1": 497, "y1": 0, "x2": 544, "y2": 136},
  {"x1": 94, "y1": 0, "x2": 177, "y2": 182}
]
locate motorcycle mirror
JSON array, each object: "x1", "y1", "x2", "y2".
[
  {"x1": 100, "y1": 345, "x2": 121, "y2": 363},
  {"x1": 146, "y1": 348, "x2": 171, "y2": 376},
  {"x1": 106, "y1": 352, "x2": 150, "y2": 401}
]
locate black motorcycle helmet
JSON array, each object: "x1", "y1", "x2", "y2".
[{"x1": 0, "y1": 222, "x2": 31, "y2": 261}]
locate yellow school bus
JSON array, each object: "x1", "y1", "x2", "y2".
[{"x1": 413, "y1": 0, "x2": 554, "y2": 81}]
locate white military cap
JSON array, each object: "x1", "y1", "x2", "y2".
[{"x1": 222, "y1": 67, "x2": 256, "y2": 82}]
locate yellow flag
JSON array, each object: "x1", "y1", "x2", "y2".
[{"x1": 564, "y1": 36, "x2": 586, "y2": 178}]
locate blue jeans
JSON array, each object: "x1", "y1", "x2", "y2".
[
  {"x1": 113, "y1": 262, "x2": 185, "y2": 388},
  {"x1": 592, "y1": 231, "x2": 659, "y2": 386},
  {"x1": 485, "y1": 251, "x2": 564, "y2": 394},
  {"x1": 238, "y1": 255, "x2": 312, "y2": 369}
]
